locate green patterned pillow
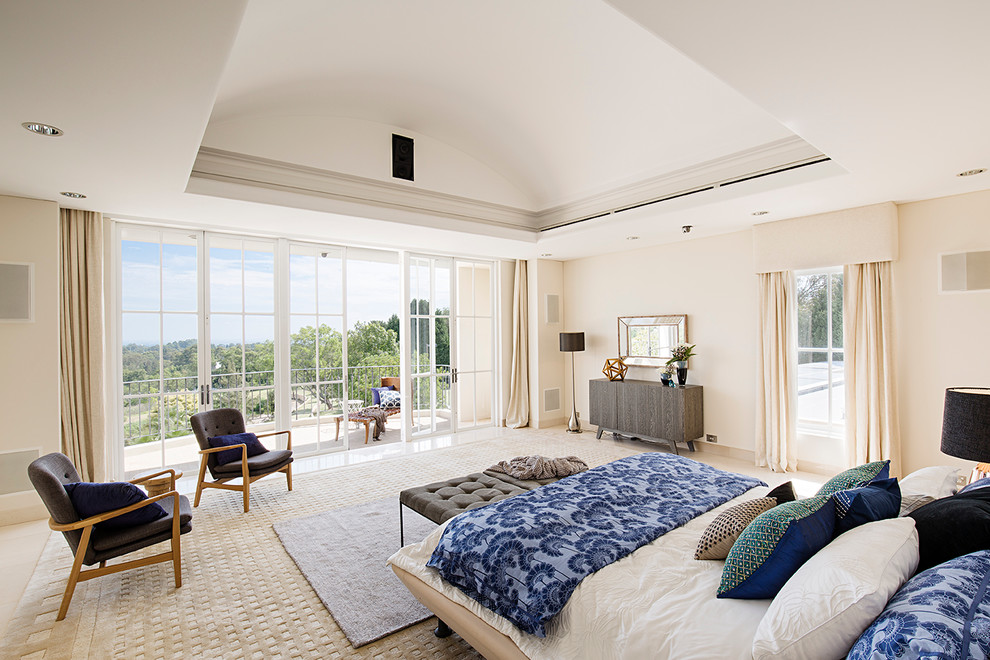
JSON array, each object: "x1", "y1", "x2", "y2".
[
  {"x1": 816, "y1": 460, "x2": 890, "y2": 498},
  {"x1": 717, "y1": 494, "x2": 836, "y2": 599}
]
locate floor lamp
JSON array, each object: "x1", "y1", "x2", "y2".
[{"x1": 560, "y1": 332, "x2": 585, "y2": 433}]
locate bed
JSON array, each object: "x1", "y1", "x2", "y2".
[{"x1": 387, "y1": 457, "x2": 970, "y2": 660}]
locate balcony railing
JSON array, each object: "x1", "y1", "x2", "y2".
[{"x1": 122, "y1": 364, "x2": 403, "y2": 446}]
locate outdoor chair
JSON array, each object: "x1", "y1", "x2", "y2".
[
  {"x1": 190, "y1": 408, "x2": 293, "y2": 513},
  {"x1": 27, "y1": 452, "x2": 191, "y2": 621}
]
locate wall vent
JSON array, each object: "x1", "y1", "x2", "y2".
[
  {"x1": 544, "y1": 388, "x2": 561, "y2": 412},
  {"x1": 0, "y1": 449, "x2": 41, "y2": 495}
]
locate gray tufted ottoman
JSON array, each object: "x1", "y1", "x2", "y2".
[{"x1": 398, "y1": 469, "x2": 561, "y2": 545}]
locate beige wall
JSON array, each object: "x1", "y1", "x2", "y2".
[
  {"x1": 529, "y1": 259, "x2": 566, "y2": 428},
  {"x1": 559, "y1": 189, "x2": 990, "y2": 476},
  {"x1": 895, "y1": 189, "x2": 990, "y2": 474},
  {"x1": 563, "y1": 230, "x2": 758, "y2": 454},
  {"x1": 0, "y1": 195, "x2": 60, "y2": 524}
]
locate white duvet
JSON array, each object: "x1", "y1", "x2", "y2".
[{"x1": 387, "y1": 485, "x2": 776, "y2": 660}]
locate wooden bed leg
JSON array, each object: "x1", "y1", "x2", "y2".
[{"x1": 434, "y1": 618, "x2": 453, "y2": 638}]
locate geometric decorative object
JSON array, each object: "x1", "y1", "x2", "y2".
[
  {"x1": 602, "y1": 357, "x2": 627, "y2": 381},
  {"x1": 560, "y1": 332, "x2": 586, "y2": 433}
]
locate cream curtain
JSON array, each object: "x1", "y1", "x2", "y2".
[
  {"x1": 756, "y1": 271, "x2": 798, "y2": 472},
  {"x1": 60, "y1": 209, "x2": 107, "y2": 482},
  {"x1": 844, "y1": 261, "x2": 900, "y2": 471},
  {"x1": 505, "y1": 259, "x2": 530, "y2": 428}
]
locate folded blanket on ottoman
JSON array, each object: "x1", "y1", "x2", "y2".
[{"x1": 488, "y1": 455, "x2": 588, "y2": 480}]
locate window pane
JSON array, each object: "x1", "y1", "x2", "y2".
[
  {"x1": 318, "y1": 317, "x2": 343, "y2": 384},
  {"x1": 244, "y1": 249, "x2": 274, "y2": 314},
  {"x1": 290, "y1": 252, "x2": 317, "y2": 314},
  {"x1": 317, "y1": 250, "x2": 343, "y2": 315},
  {"x1": 121, "y1": 240, "x2": 160, "y2": 311},
  {"x1": 162, "y1": 242, "x2": 197, "y2": 312},
  {"x1": 210, "y1": 247, "x2": 242, "y2": 313},
  {"x1": 162, "y1": 314, "x2": 197, "y2": 393},
  {"x1": 797, "y1": 351, "x2": 829, "y2": 423},
  {"x1": 244, "y1": 315, "x2": 274, "y2": 387},
  {"x1": 796, "y1": 273, "x2": 829, "y2": 349},
  {"x1": 290, "y1": 316, "x2": 317, "y2": 384},
  {"x1": 457, "y1": 264, "x2": 474, "y2": 317},
  {"x1": 831, "y1": 272, "x2": 844, "y2": 348},
  {"x1": 211, "y1": 314, "x2": 242, "y2": 390}
]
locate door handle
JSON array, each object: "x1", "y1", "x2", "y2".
[{"x1": 200, "y1": 385, "x2": 205, "y2": 405}]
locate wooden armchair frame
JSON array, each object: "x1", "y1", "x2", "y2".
[
  {"x1": 48, "y1": 469, "x2": 182, "y2": 621},
  {"x1": 193, "y1": 429, "x2": 292, "y2": 513}
]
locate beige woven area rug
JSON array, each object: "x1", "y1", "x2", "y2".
[{"x1": 1, "y1": 428, "x2": 646, "y2": 660}]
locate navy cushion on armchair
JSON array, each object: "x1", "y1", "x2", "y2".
[
  {"x1": 208, "y1": 432, "x2": 268, "y2": 465},
  {"x1": 64, "y1": 481, "x2": 167, "y2": 528}
]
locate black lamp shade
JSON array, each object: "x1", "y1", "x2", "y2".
[
  {"x1": 941, "y1": 387, "x2": 990, "y2": 461},
  {"x1": 559, "y1": 332, "x2": 585, "y2": 353}
]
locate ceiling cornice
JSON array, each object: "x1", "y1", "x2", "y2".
[{"x1": 189, "y1": 136, "x2": 826, "y2": 237}]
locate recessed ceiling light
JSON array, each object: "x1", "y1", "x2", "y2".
[
  {"x1": 60, "y1": 191, "x2": 86, "y2": 198},
  {"x1": 22, "y1": 122, "x2": 63, "y2": 137},
  {"x1": 626, "y1": 236, "x2": 639, "y2": 241},
  {"x1": 752, "y1": 210, "x2": 769, "y2": 216},
  {"x1": 957, "y1": 168, "x2": 987, "y2": 177}
]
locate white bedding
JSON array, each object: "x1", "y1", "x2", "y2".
[{"x1": 387, "y1": 485, "x2": 776, "y2": 660}]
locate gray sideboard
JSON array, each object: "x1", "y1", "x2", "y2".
[{"x1": 588, "y1": 378, "x2": 703, "y2": 454}]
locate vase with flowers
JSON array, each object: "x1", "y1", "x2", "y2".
[
  {"x1": 659, "y1": 363, "x2": 676, "y2": 387},
  {"x1": 666, "y1": 343, "x2": 697, "y2": 386}
]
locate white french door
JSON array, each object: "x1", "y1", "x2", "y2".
[{"x1": 407, "y1": 254, "x2": 494, "y2": 437}]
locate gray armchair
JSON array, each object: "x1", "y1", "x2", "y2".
[
  {"x1": 27, "y1": 452, "x2": 192, "y2": 621},
  {"x1": 190, "y1": 408, "x2": 293, "y2": 513}
]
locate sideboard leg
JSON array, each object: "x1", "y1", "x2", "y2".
[
  {"x1": 435, "y1": 619, "x2": 453, "y2": 638},
  {"x1": 595, "y1": 427, "x2": 604, "y2": 439},
  {"x1": 687, "y1": 440, "x2": 696, "y2": 452}
]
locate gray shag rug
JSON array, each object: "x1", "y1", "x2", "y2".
[{"x1": 274, "y1": 497, "x2": 436, "y2": 647}]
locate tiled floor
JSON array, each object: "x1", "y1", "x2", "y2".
[{"x1": 0, "y1": 425, "x2": 825, "y2": 642}]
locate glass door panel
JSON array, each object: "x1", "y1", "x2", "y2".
[
  {"x1": 409, "y1": 255, "x2": 453, "y2": 436},
  {"x1": 119, "y1": 227, "x2": 200, "y2": 477},
  {"x1": 289, "y1": 245, "x2": 344, "y2": 454},
  {"x1": 207, "y1": 237, "x2": 277, "y2": 433},
  {"x1": 453, "y1": 261, "x2": 494, "y2": 431}
]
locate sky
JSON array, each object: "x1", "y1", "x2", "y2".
[{"x1": 121, "y1": 240, "x2": 405, "y2": 346}]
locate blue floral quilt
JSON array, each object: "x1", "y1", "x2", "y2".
[
  {"x1": 848, "y1": 549, "x2": 990, "y2": 659},
  {"x1": 426, "y1": 452, "x2": 765, "y2": 636}
]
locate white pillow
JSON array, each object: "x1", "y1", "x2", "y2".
[
  {"x1": 899, "y1": 465, "x2": 960, "y2": 499},
  {"x1": 751, "y1": 517, "x2": 919, "y2": 660}
]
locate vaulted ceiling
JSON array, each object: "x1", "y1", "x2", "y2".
[{"x1": 1, "y1": 1, "x2": 988, "y2": 260}]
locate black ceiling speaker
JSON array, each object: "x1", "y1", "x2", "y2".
[{"x1": 392, "y1": 134, "x2": 414, "y2": 181}]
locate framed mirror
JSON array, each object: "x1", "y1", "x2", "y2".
[{"x1": 617, "y1": 314, "x2": 687, "y2": 366}]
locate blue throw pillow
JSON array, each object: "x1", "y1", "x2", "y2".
[
  {"x1": 379, "y1": 389, "x2": 401, "y2": 408},
  {"x1": 832, "y1": 478, "x2": 901, "y2": 535},
  {"x1": 848, "y1": 550, "x2": 990, "y2": 659},
  {"x1": 371, "y1": 386, "x2": 394, "y2": 405},
  {"x1": 960, "y1": 476, "x2": 990, "y2": 494},
  {"x1": 208, "y1": 432, "x2": 268, "y2": 465},
  {"x1": 64, "y1": 481, "x2": 167, "y2": 528},
  {"x1": 815, "y1": 460, "x2": 891, "y2": 498},
  {"x1": 718, "y1": 494, "x2": 837, "y2": 599}
]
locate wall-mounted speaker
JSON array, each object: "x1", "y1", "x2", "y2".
[
  {"x1": 392, "y1": 134, "x2": 414, "y2": 181},
  {"x1": 546, "y1": 294, "x2": 559, "y2": 324},
  {"x1": 0, "y1": 262, "x2": 33, "y2": 322}
]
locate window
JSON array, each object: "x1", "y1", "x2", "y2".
[{"x1": 796, "y1": 268, "x2": 844, "y2": 435}]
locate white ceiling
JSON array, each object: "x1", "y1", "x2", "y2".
[{"x1": 1, "y1": 0, "x2": 988, "y2": 261}]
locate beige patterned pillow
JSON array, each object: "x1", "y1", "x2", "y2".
[{"x1": 695, "y1": 497, "x2": 779, "y2": 560}]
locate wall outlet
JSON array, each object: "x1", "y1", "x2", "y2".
[{"x1": 706, "y1": 434, "x2": 717, "y2": 443}]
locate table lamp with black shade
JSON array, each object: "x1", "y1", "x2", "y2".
[
  {"x1": 560, "y1": 331, "x2": 585, "y2": 433},
  {"x1": 941, "y1": 387, "x2": 990, "y2": 483}
]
